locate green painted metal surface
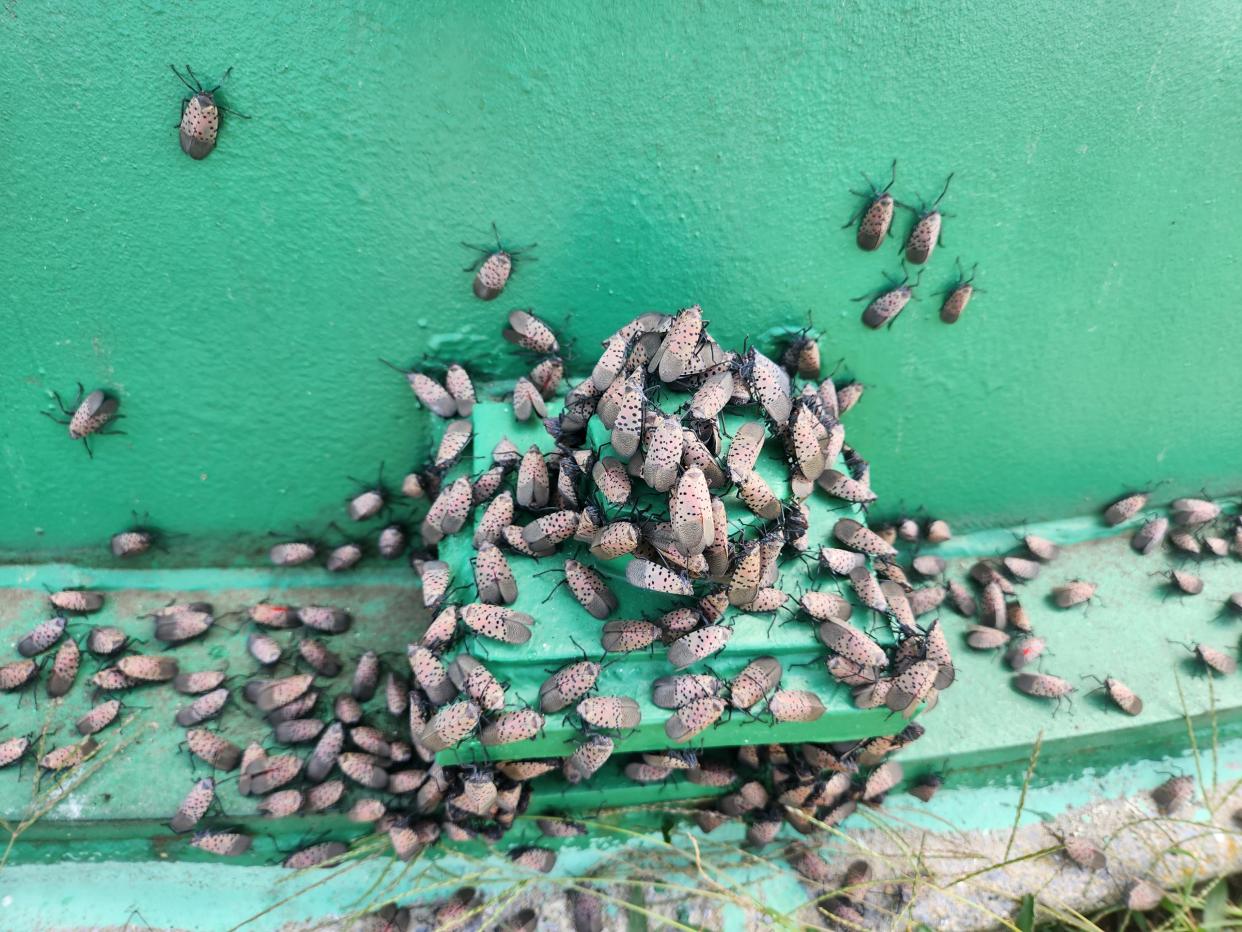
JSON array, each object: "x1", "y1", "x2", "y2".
[{"x1": 3, "y1": 1, "x2": 1242, "y2": 563}]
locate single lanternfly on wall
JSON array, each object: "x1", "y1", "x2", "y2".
[
  {"x1": 170, "y1": 64, "x2": 249, "y2": 160},
  {"x1": 462, "y1": 224, "x2": 536, "y2": 300}
]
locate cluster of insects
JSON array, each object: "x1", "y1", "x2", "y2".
[
  {"x1": 369, "y1": 302, "x2": 975, "y2": 869},
  {"x1": 844, "y1": 161, "x2": 981, "y2": 328}
]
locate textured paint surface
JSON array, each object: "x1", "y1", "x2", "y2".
[{"x1": 2, "y1": 4, "x2": 1241, "y2": 556}]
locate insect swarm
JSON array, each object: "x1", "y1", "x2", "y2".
[{"x1": 170, "y1": 64, "x2": 249, "y2": 160}]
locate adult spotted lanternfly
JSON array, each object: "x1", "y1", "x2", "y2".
[
  {"x1": 855, "y1": 269, "x2": 923, "y2": 329},
  {"x1": 900, "y1": 173, "x2": 954, "y2": 265},
  {"x1": 170, "y1": 65, "x2": 249, "y2": 160},
  {"x1": 844, "y1": 159, "x2": 897, "y2": 251},
  {"x1": 938, "y1": 259, "x2": 980, "y2": 324},
  {"x1": 463, "y1": 226, "x2": 536, "y2": 301},
  {"x1": 41, "y1": 384, "x2": 123, "y2": 457}
]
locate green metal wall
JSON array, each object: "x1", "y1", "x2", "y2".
[{"x1": 3, "y1": 0, "x2": 1241, "y2": 561}]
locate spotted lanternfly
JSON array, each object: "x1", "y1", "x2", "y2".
[
  {"x1": 1052, "y1": 580, "x2": 1097, "y2": 609},
  {"x1": 562, "y1": 734, "x2": 615, "y2": 785},
  {"x1": 589, "y1": 521, "x2": 641, "y2": 562},
  {"x1": 642, "y1": 416, "x2": 684, "y2": 493},
  {"x1": 665, "y1": 696, "x2": 727, "y2": 743},
  {"x1": 1171, "y1": 497, "x2": 1221, "y2": 526},
  {"x1": 885, "y1": 660, "x2": 938, "y2": 718},
  {"x1": 1152, "y1": 774, "x2": 1194, "y2": 814},
  {"x1": 110, "y1": 525, "x2": 156, "y2": 558},
  {"x1": 938, "y1": 259, "x2": 979, "y2": 324},
  {"x1": 512, "y1": 447, "x2": 551, "y2": 513},
  {"x1": 282, "y1": 841, "x2": 348, "y2": 870},
  {"x1": 591, "y1": 457, "x2": 631, "y2": 506},
  {"x1": 473, "y1": 543, "x2": 518, "y2": 606},
  {"x1": 419, "y1": 700, "x2": 481, "y2": 753},
  {"x1": 348, "y1": 651, "x2": 380, "y2": 702},
  {"x1": 298, "y1": 721, "x2": 344, "y2": 782},
  {"x1": 421, "y1": 478, "x2": 474, "y2": 545},
  {"x1": 1013, "y1": 673, "x2": 1075, "y2": 709},
  {"x1": 169, "y1": 64, "x2": 248, "y2": 159},
  {"x1": 296, "y1": 605, "x2": 351, "y2": 634},
  {"x1": 335, "y1": 752, "x2": 387, "y2": 791},
  {"x1": 447, "y1": 654, "x2": 506, "y2": 712},
  {"x1": 48, "y1": 588, "x2": 104, "y2": 614},
  {"x1": 479, "y1": 708, "x2": 546, "y2": 748},
  {"x1": 725, "y1": 421, "x2": 766, "y2": 485},
  {"x1": 169, "y1": 778, "x2": 216, "y2": 833},
  {"x1": 503, "y1": 310, "x2": 559, "y2": 356},
  {"x1": 575, "y1": 695, "x2": 641, "y2": 732},
  {"x1": 649, "y1": 304, "x2": 705, "y2": 383},
  {"x1": 843, "y1": 159, "x2": 898, "y2": 251},
  {"x1": 859, "y1": 760, "x2": 903, "y2": 803},
  {"x1": 419, "y1": 606, "x2": 459, "y2": 652},
  {"x1": 271, "y1": 718, "x2": 325, "y2": 746},
  {"x1": 1003, "y1": 556, "x2": 1042, "y2": 582},
  {"x1": 1104, "y1": 491, "x2": 1148, "y2": 526},
  {"x1": 857, "y1": 270, "x2": 922, "y2": 329},
  {"x1": 505, "y1": 846, "x2": 556, "y2": 874},
  {"x1": 184, "y1": 729, "x2": 241, "y2": 771},
  {"x1": 966, "y1": 625, "x2": 1010, "y2": 651},
  {"x1": 768, "y1": 689, "x2": 825, "y2": 723},
  {"x1": 611, "y1": 370, "x2": 648, "y2": 461},
  {"x1": 626, "y1": 558, "x2": 694, "y2": 596},
  {"x1": 90, "y1": 666, "x2": 133, "y2": 692},
  {"x1": 1169, "y1": 530, "x2": 1201, "y2": 556},
  {"x1": 269, "y1": 540, "x2": 317, "y2": 566},
  {"x1": 175, "y1": 687, "x2": 230, "y2": 728},
  {"x1": 189, "y1": 830, "x2": 252, "y2": 858},
  {"x1": 17, "y1": 616, "x2": 67, "y2": 658},
  {"x1": 85, "y1": 626, "x2": 129, "y2": 656},
  {"x1": 327, "y1": 540, "x2": 364, "y2": 572},
  {"x1": 247, "y1": 633, "x2": 282, "y2": 666},
  {"x1": 738, "y1": 348, "x2": 794, "y2": 427},
  {"x1": 817, "y1": 619, "x2": 887, "y2": 669},
  {"x1": 848, "y1": 567, "x2": 889, "y2": 615},
  {"x1": 652, "y1": 673, "x2": 721, "y2": 709},
  {"x1": 406, "y1": 645, "x2": 457, "y2": 705},
  {"x1": 474, "y1": 491, "x2": 514, "y2": 549},
  {"x1": 538, "y1": 659, "x2": 601, "y2": 714},
  {"x1": 460, "y1": 603, "x2": 534, "y2": 645},
  {"x1": 39, "y1": 737, "x2": 98, "y2": 772},
  {"x1": 256, "y1": 787, "x2": 306, "y2": 819},
  {"x1": 562, "y1": 560, "x2": 618, "y2": 620},
  {"x1": 1166, "y1": 569, "x2": 1204, "y2": 595},
  {"x1": 73, "y1": 698, "x2": 120, "y2": 736},
  {"x1": 1082, "y1": 674, "x2": 1143, "y2": 716},
  {"x1": 1002, "y1": 636, "x2": 1044, "y2": 671},
  {"x1": 41, "y1": 384, "x2": 122, "y2": 457},
  {"x1": 511, "y1": 377, "x2": 549, "y2": 422},
  {"x1": 835, "y1": 518, "x2": 897, "y2": 558},
  {"x1": 117, "y1": 654, "x2": 178, "y2": 683},
  {"x1": 1190, "y1": 642, "x2": 1237, "y2": 675},
  {"x1": 0, "y1": 736, "x2": 31, "y2": 769},
  {"x1": 602, "y1": 618, "x2": 660, "y2": 653},
  {"x1": 243, "y1": 673, "x2": 314, "y2": 712},
  {"x1": 522, "y1": 509, "x2": 579, "y2": 555},
  {"x1": 667, "y1": 625, "x2": 732, "y2": 670},
  {"x1": 155, "y1": 609, "x2": 217, "y2": 645},
  {"x1": 899, "y1": 173, "x2": 954, "y2": 265},
  {"x1": 815, "y1": 548, "x2": 866, "y2": 580},
  {"x1": 246, "y1": 602, "x2": 297, "y2": 630}
]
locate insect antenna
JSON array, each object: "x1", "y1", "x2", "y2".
[{"x1": 169, "y1": 64, "x2": 200, "y2": 93}]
